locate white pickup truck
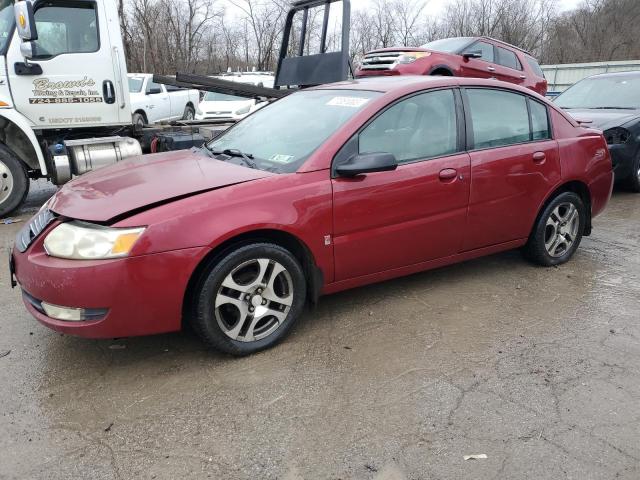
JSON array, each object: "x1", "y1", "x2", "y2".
[{"x1": 128, "y1": 73, "x2": 200, "y2": 127}]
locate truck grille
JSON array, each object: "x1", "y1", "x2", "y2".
[
  {"x1": 359, "y1": 51, "x2": 403, "y2": 71},
  {"x1": 15, "y1": 208, "x2": 56, "y2": 253}
]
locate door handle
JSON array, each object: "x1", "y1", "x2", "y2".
[
  {"x1": 533, "y1": 152, "x2": 546, "y2": 163},
  {"x1": 439, "y1": 168, "x2": 458, "y2": 182},
  {"x1": 102, "y1": 80, "x2": 116, "y2": 104},
  {"x1": 487, "y1": 66, "x2": 496, "y2": 72},
  {"x1": 519, "y1": 75, "x2": 527, "y2": 79}
]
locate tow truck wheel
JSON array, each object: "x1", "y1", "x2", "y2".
[
  {"x1": 183, "y1": 105, "x2": 195, "y2": 121},
  {"x1": 0, "y1": 144, "x2": 29, "y2": 218}
]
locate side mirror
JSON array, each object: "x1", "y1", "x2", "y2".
[
  {"x1": 335, "y1": 152, "x2": 398, "y2": 178},
  {"x1": 462, "y1": 51, "x2": 483, "y2": 59},
  {"x1": 147, "y1": 88, "x2": 162, "y2": 95},
  {"x1": 20, "y1": 41, "x2": 36, "y2": 60},
  {"x1": 14, "y1": 1, "x2": 38, "y2": 41}
]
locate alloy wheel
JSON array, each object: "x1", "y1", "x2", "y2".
[
  {"x1": 214, "y1": 258, "x2": 294, "y2": 342},
  {"x1": 544, "y1": 202, "x2": 580, "y2": 258},
  {"x1": 0, "y1": 160, "x2": 14, "y2": 207}
]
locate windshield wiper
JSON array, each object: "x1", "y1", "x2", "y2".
[{"x1": 209, "y1": 147, "x2": 258, "y2": 169}]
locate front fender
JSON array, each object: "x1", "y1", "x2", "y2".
[
  {"x1": 0, "y1": 108, "x2": 46, "y2": 174},
  {"x1": 115, "y1": 170, "x2": 335, "y2": 283}
]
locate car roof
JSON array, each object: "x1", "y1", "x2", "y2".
[
  {"x1": 313, "y1": 75, "x2": 545, "y2": 97},
  {"x1": 587, "y1": 70, "x2": 640, "y2": 80}
]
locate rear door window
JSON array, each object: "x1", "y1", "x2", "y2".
[
  {"x1": 496, "y1": 47, "x2": 522, "y2": 71},
  {"x1": 359, "y1": 89, "x2": 459, "y2": 163},
  {"x1": 526, "y1": 57, "x2": 545, "y2": 77},
  {"x1": 467, "y1": 89, "x2": 530, "y2": 149}
]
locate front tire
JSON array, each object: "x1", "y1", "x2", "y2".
[
  {"x1": 191, "y1": 243, "x2": 307, "y2": 356},
  {"x1": 0, "y1": 144, "x2": 29, "y2": 218},
  {"x1": 132, "y1": 112, "x2": 147, "y2": 129},
  {"x1": 183, "y1": 105, "x2": 195, "y2": 121},
  {"x1": 523, "y1": 192, "x2": 586, "y2": 267},
  {"x1": 625, "y1": 153, "x2": 640, "y2": 193}
]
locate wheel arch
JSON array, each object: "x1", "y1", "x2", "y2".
[
  {"x1": 0, "y1": 110, "x2": 46, "y2": 175},
  {"x1": 133, "y1": 109, "x2": 148, "y2": 123},
  {"x1": 182, "y1": 229, "x2": 324, "y2": 326},
  {"x1": 534, "y1": 180, "x2": 593, "y2": 238},
  {"x1": 428, "y1": 65, "x2": 454, "y2": 76}
]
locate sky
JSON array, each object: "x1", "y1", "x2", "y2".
[
  {"x1": 349, "y1": 0, "x2": 584, "y2": 14},
  {"x1": 225, "y1": 0, "x2": 584, "y2": 19}
]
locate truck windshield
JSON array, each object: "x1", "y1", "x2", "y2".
[
  {"x1": 207, "y1": 89, "x2": 381, "y2": 173},
  {"x1": 555, "y1": 74, "x2": 640, "y2": 110},
  {"x1": 0, "y1": 0, "x2": 13, "y2": 53},
  {"x1": 421, "y1": 37, "x2": 474, "y2": 53},
  {"x1": 128, "y1": 77, "x2": 144, "y2": 93}
]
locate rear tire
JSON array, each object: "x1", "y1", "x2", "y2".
[
  {"x1": 0, "y1": 144, "x2": 29, "y2": 218},
  {"x1": 625, "y1": 154, "x2": 640, "y2": 193},
  {"x1": 523, "y1": 192, "x2": 586, "y2": 267},
  {"x1": 190, "y1": 243, "x2": 307, "y2": 356}
]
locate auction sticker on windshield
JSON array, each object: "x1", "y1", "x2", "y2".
[
  {"x1": 327, "y1": 96, "x2": 371, "y2": 108},
  {"x1": 269, "y1": 154, "x2": 295, "y2": 164}
]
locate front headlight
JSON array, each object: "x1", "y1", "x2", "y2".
[
  {"x1": 395, "y1": 52, "x2": 431, "y2": 65},
  {"x1": 604, "y1": 127, "x2": 631, "y2": 145},
  {"x1": 235, "y1": 104, "x2": 251, "y2": 115},
  {"x1": 44, "y1": 222, "x2": 145, "y2": 260}
]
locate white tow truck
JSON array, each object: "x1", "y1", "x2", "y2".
[
  {"x1": 0, "y1": 0, "x2": 147, "y2": 217},
  {"x1": 0, "y1": 0, "x2": 352, "y2": 217}
]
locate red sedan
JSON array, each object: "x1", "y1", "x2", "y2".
[{"x1": 11, "y1": 76, "x2": 613, "y2": 355}]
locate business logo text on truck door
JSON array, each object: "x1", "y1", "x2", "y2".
[{"x1": 29, "y1": 76, "x2": 103, "y2": 104}]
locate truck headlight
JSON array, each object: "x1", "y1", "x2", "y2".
[
  {"x1": 44, "y1": 222, "x2": 145, "y2": 260},
  {"x1": 235, "y1": 104, "x2": 251, "y2": 115}
]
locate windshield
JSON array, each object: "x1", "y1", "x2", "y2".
[
  {"x1": 555, "y1": 74, "x2": 640, "y2": 110},
  {"x1": 421, "y1": 37, "x2": 474, "y2": 53},
  {"x1": 0, "y1": 0, "x2": 13, "y2": 53},
  {"x1": 204, "y1": 92, "x2": 246, "y2": 102},
  {"x1": 128, "y1": 77, "x2": 144, "y2": 93},
  {"x1": 207, "y1": 89, "x2": 380, "y2": 173}
]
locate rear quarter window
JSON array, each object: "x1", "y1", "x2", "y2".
[
  {"x1": 526, "y1": 57, "x2": 545, "y2": 77},
  {"x1": 530, "y1": 100, "x2": 551, "y2": 140}
]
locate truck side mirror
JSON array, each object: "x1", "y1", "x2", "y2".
[
  {"x1": 14, "y1": 1, "x2": 38, "y2": 42},
  {"x1": 20, "y1": 41, "x2": 36, "y2": 60}
]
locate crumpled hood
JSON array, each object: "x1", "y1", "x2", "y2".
[
  {"x1": 565, "y1": 108, "x2": 640, "y2": 131},
  {"x1": 49, "y1": 149, "x2": 274, "y2": 222}
]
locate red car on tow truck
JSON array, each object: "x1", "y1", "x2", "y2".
[
  {"x1": 357, "y1": 36, "x2": 548, "y2": 96},
  {"x1": 11, "y1": 76, "x2": 612, "y2": 355}
]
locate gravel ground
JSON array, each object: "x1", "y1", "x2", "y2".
[{"x1": 0, "y1": 185, "x2": 639, "y2": 480}]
